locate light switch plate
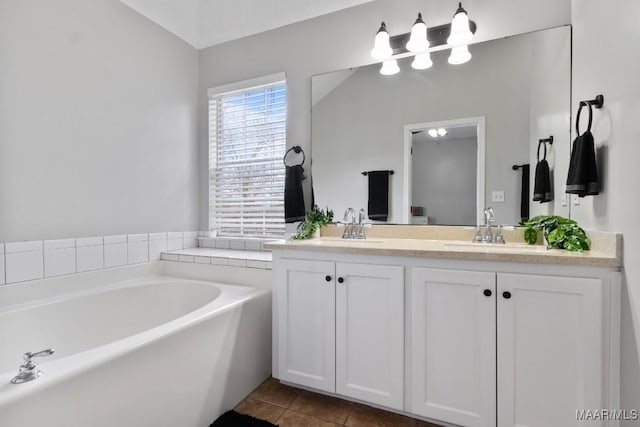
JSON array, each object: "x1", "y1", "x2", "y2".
[{"x1": 492, "y1": 191, "x2": 505, "y2": 202}]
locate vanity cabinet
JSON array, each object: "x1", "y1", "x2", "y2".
[
  {"x1": 271, "y1": 246, "x2": 619, "y2": 427},
  {"x1": 411, "y1": 268, "x2": 607, "y2": 427},
  {"x1": 410, "y1": 268, "x2": 497, "y2": 427},
  {"x1": 276, "y1": 258, "x2": 404, "y2": 409}
]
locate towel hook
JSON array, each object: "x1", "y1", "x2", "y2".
[{"x1": 283, "y1": 145, "x2": 305, "y2": 167}]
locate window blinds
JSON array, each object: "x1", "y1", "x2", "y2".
[{"x1": 209, "y1": 81, "x2": 287, "y2": 237}]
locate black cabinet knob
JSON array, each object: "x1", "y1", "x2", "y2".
[
  {"x1": 325, "y1": 275, "x2": 332, "y2": 282},
  {"x1": 483, "y1": 289, "x2": 492, "y2": 297},
  {"x1": 503, "y1": 291, "x2": 512, "y2": 299},
  {"x1": 337, "y1": 277, "x2": 344, "y2": 283}
]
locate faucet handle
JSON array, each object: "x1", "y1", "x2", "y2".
[
  {"x1": 494, "y1": 225, "x2": 506, "y2": 244},
  {"x1": 24, "y1": 349, "x2": 55, "y2": 361},
  {"x1": 473, "y1": 227, "x2": 483, "y2": 243}
]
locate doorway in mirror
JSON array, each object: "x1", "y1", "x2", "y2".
[{"x1": 403, "y1": 117, "x2": 485, "y2": 225}]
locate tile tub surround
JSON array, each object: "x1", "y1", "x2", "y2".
[
  {"x1": 266, "y1": 226, "x2": 622, "y2": 267},
  {"x1": 0, "y1": 231, "x2": 199, "y2": 285},
  {"x1": 162, "y1": 248, "x2": 272, "y2": 270},
  {"x1": 235, "y1": 378, "x2": 442, "y2": 427}
]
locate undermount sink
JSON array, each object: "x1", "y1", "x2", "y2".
[{"x1": 444, "y1": 241, "x2": 549, "y2": 252}]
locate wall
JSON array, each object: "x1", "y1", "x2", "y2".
[
  {"x1": 0, "y1": 0, "x2": 200, "y2": 242},
  {"x1": 197, "y1": 0, "x2": 572, "y2": 229},
  {"x1": 311, "y1": 34, "x2": 539, "y2": 225},
  {"x1": 570, "y1": 0, "x2": 640, "y2": 419},
  {"x1": 412, "y1": 136, "x2": 477, "y2": 225}
]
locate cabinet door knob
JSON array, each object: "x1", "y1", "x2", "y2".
[
  {"x1": 483, "y1": 289, "x2": 492, "y2": 297},
  {"x1": 325, "y1": 275, "x2": 332, "y2": 282},
  {"x1": 337, "y1": 277, "x2": 344, "y2": 283},
  {"x1": 503, "y1": 291, "x2": 512, "y2": 299}
]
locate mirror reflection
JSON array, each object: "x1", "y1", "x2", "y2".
[{"x1": 311, "y1": 25, "x2": 571, "y2": 226}]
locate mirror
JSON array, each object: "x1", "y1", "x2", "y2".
[{"x1": 311, "y1": 25, "x2": 571, "y2": 226}]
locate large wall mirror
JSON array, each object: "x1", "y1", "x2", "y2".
[{"x1": 311, "y1": 25, "x2": 571, "y2": 226}]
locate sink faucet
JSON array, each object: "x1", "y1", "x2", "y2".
[
  {"x1": 482, "y1": 207, "x2": 495, "y2": 243},
  {"x1": 342, "y1": 207, "x2": 356, "y2": 239},
  {"x1": 357, "y1": 208, "x2": 366, "y2": 239},
  {"x1": 11, "y1": 348, "x2": 55, "y2": 384}
]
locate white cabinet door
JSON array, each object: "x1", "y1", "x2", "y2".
[
  {"x1": 497, "y1": 273, "x2": 603, "y2": 427},
  {"x1": 411, "y1": 268, "x2": 497, "y2": 427},
  {"x1": 277, "y1": 259, "x2": 336, "y2": 392},
  {"x1": 335, "y1": 262, "x2": 405, "y2": 410}
]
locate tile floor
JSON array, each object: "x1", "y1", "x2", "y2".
[{"x1": 235, "y1": 378, "x2": 444, "y2": 427}]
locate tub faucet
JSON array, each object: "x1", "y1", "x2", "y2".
[
  {"x1": 342, "y1": 208, "x2": 356, "y2": 238},
  {"x1": 11, "y1": 348, "x2": 55, "y2": 384}
]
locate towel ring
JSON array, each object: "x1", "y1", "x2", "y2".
[
  {"x1": 283, "y1": 146, "x2": 305, "y2": 166},
  {"x1": 536, "y1": 140, "x2": 548, "y2": 162},
  {"x1": 576, "y1": 102, "x2": 593, "y2": 136}
]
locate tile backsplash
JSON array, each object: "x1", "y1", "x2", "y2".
[{"x1": 0, "y1": 231, "x2": 199, "y2": 285}]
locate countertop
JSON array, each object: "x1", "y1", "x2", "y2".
[{"x1": 264, "y1": 236, "x2": 622, "y2": 268}]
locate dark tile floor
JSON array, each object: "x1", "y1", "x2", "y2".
[{"x1": 235, "y1": 378, "x2": 444, "y2": 427}]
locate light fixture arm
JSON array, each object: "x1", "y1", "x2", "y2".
[{"x1": 388, "y1": 20, "x2": 477, "y2": 56}]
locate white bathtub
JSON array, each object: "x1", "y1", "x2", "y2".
[{"x1": 0, "y1": 263, "x2": 272, "y2": 427}]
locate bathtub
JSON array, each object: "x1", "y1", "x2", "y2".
[{"x1": 0, "y1": 263, "x2": 272, "y2": 427}]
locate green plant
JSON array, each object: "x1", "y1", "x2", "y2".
[
  {"x1": 522, "y1": 215, "x2": 590, "y2": 251},
  {"x1": 291, "y1": 206, "x2": 334, "y2": 240}
]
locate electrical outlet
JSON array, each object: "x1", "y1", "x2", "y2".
[
  {"x1": 572, "y1": 194, "x2": 581, "y2": 206},
  {"x1": 492, "y1": 191, "x2": 505, "y2": 202}
]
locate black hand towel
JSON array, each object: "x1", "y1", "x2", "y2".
[
  {"x1": 285, "y1": 165, "x2": 306, "y2": 223},
  {"x1": 367, "y1": 170, "x2": 390, "y2": 221},
  {"x1": 566, "y1": 130, "x2": 599, "y2": 197},
  {"x1": 533, "y1": 160, "x2": 553, "y2": 203},
  {"x1": 519, "y1": 164, "x2": 530, "y2": 221}
]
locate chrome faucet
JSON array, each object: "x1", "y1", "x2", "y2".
[
  {"x1": 342, "y1": 207, "x2": 356, "y2": 238},
  {"x1": 11, "y1": 348, "x2": 55, "y2": 384},
  {"x1": 482, "y1": 207, "x2": 495, "y2": 243},
  {"x1": 357, "y1": 208, "x2": 366, "y2": 239}
]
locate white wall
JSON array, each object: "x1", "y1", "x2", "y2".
[
  {"x1": 412, "y1": 136, "x2": 477, "y2": 225},
  {"x1": 570, "y1": 0, "x2": 640, "y2": 418},
  {"x1": 0, "y1": 0, "x2": 200, "y2": 242},
  {"x1": 197, "y1": 0, "x2": 571, "y2": 229}
]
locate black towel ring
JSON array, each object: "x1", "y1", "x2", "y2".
[
  {"x1": 576, "y1": 102, "x2": 593, "y2": 136},
  {"x1": 537, "y1": 140, "x2": 548, "y2": 162},
  {"x1": 283, "y1": 145, "x2": 305, "y2": 166}
]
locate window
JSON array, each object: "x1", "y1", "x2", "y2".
[{"x1": 208, "y1": 74, "x2": 287, "y2": 237}]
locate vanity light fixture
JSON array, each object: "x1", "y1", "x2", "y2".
[
  {"x1": 412, "y1": 52, "x2": 433, "y2": 70},
  {"x1": 406, "y1": 13, "x2": 429, "y2": 53},
  {"x1": 448, "y1": 45, "x2": 472, "y2": 65},
  {"x1": 447, "y1": 3, "x2": 474, "y2": 46},
  {"x1": 380, "y1": 59, "x2": 400, "y2": 75},
  {"x1": 438, "y1": 128, "x2": 448, "y2": 136},
  {"x1": 370, "y1": 22, "x2": 393, "y2": 60},
  {"x1": 428, "y1": 129, "x2": 439, "y2": 138},
  {"x1": 371, "y1": 3, "x2": 476, "y2": 75}
]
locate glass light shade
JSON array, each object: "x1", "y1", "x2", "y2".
[
  {"x1": 447, "y1": 3, "x2": 474, "y2": 46},
  {"x1": 371, "y1": 22, "x2": 393, "y2": 60},
  {"x1": 380, "y1": 59, "x2": 400, "y2": 75},
  {"x1": 428, "y1": 129, "x2": 439, "y2": 138},
  {"x1": 437, "y1": 128, "x2": 448, "y2": 136},
  {"x1": 406, "y1": 14, "x2": 429, "y2": 53},
  {"x1": 448, "y1": 45, "x2": 472, "y2": 65},
  {"x1": 411, "y1": 52, "x2": 433, "y2": 70}
]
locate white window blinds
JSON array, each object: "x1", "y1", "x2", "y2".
[{"x1": 209, "y1": 80, "x2": 287, "y2": 237}]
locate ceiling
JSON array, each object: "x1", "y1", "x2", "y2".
[{"x1": 120, "y1": 0, "x2": 375, "y2": 49}]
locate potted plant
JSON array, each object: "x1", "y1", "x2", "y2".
[
  {"x1": 291, "y1": 206, "x2": 334, "y2": 240},
  {"x1": 522, "y1": 215, "x2": 590, "y2": 251}
]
